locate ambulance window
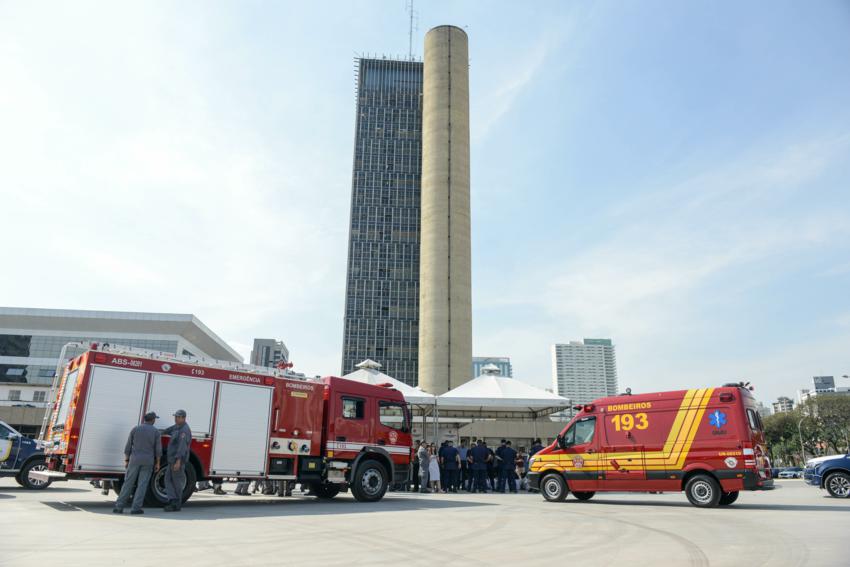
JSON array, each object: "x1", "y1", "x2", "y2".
[
  {"x1": 379, "y1": 401, "x2": 408, "y2": 431},
  {"x1": 342, "y1": 397, "x2": 365, "y2": 420},
  {"x1": 746, "y1": 409, "x2": 762, "y2": 432},
  {"x1": 564, "y1": 417, "x2": 596, "y2": 446}
]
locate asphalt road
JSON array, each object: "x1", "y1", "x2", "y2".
[{"x1": 1, "y1": 478, "x2": 845, "y2": 566}]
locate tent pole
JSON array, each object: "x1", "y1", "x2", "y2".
[{"x1": 433, "y1": 403, "x2": 439, "y2": 441}]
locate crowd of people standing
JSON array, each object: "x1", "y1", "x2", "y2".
[{"x1": 412, "y1": 438, "x2": 545, "y2": 493}]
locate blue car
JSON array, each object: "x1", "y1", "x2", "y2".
[
  {"x1": 0, "y1": 420, "x2": 52, "y2": 490},
  {"x1": 804, "y1": 453, "x2": 850, "y2": 498}
]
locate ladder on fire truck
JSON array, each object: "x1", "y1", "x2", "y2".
[{"x1": 38, "y1": 342, "x2": 315, "y2": 440}]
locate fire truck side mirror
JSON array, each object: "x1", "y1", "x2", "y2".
[{"x1": 556, "y1": 434, "x2": 565, "y2": 450}]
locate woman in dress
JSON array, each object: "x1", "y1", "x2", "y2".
[{"x1": 428, "y1": 444, "x2": 441, "y2": 493}]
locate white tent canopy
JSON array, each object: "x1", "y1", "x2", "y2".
[
  {"x1": 341, "y1": 359, "x2": 436, "y2": 406},
  {"x1": 436, "y1": 372, "x2": 570, "y2": 415}
]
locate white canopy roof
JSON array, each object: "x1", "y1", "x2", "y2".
[
  {"x1": 437, "y1": 373, "x2": 570, "y2": 413},
  {"x1": 342, "y1": 359, "x2": 436, "y2": 406}
]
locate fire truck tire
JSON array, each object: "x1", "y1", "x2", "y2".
[
  {"x1": 718, "y1": 491, "x2": 739, "y2": 505},
  {"x1": 19, "y1": 458, "x2": 53, "y2": 490},
  {"x1": 824, "y1": 471, "x2": 850, "y2": 498},
  {"x1": 684, "y1": 474, "x2": 721, "y2": 508},
  {"x1": 541, "y1": 474, "x2": 568, "y2": 502},
  {"x1": 312, "y1": 483, "x2": 341, "y2": 499},
  {"x1": 145, "y1": 463, "x2": 197, "y2": 507},
  {"x1": 572, "y1": 491, "x2": 595, "y2": 501},
  {"x1": 351, "y1": 459, "x2": 388, "y2": 502}
]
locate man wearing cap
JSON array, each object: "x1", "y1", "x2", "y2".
[
  {"x1": 113, "y1": 411, "x2": 162, "y2": 515},
  {"x1": 162, "y1": 409, "x2": 192, "y2": 512}
]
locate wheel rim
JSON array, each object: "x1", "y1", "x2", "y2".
[
  {"x1": 828, "y1": 476, "x2": 850, "y2": 497},
  {"x1": 360, "y1": 468, "x2": 383, "y2": 496},
  {"x1": 27, "y1": 463, "x2": 48, "y2": 487},
  {"x1": 691, "y1": 480, "x2": 714, "y2": 504},
  {"x1": 153, "y1": 468, "x2": 186, "y2": 501},
  {"x1": 543, "y1": 478, "x2": 561, "y2": 499}
]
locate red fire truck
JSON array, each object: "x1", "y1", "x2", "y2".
[
  {"x1": 528, "y1": 384, "x2": 773, "y2": 507},
  {"x1": 38, "y1": 344, "x2": 412, "y2": 505}
]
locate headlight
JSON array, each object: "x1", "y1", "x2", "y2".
[{"x1": 527, "y1": 456, "x2": 537, "y2": 468}]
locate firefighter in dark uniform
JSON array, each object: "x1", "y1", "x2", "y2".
[
  {"x1": 162, "y1": 409, "x2": 192, "y2": 512},
  {"x1": 468, "y1": 439, "x2": 491, "y2": 493},
  {"x1": 497, "y1": 440, "x2": 518, "y2": 493}
]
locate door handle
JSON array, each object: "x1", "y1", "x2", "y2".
[
  {"x1": 377, "y1": 439, "x2": 386, "y2": 445},
  {"x1": 336, "y1": 436, "x2": 346, "y2": 442},
  {"x1": 586, "y1": 449, "x2": 595, "y2": 454}
]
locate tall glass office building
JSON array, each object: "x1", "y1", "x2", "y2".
[{"x1": 342, "y1": 58, "x2": 423, "y2": 386}]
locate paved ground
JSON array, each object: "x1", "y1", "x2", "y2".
[{"x1": 1, "y1": 478, "x2": 846, "y2": 566}]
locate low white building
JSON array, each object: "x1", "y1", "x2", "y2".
[{"x1": 0, "y1": 307, "x2": 241, "y2": 434}]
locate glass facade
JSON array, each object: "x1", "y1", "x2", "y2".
[
  {"x1": 472, "y1": 357, "x2": 513, "y2": 378},
  {"x1": 342, "y1": 58, "x2": 423, "y2": 386},
  {"x1": 0, "y1": 334, "x2": 178, "y2": 385}
]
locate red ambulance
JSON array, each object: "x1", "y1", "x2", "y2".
[{"x1": 528, "y1": 384, "x2": 773, "y2": 507}]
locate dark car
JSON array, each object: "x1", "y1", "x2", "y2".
[
  {"x1": 804, "y1": 454, "x2": 850, "y2": 498},
  {"x1": 0, "y1": 420, "x2": 53, "y2": 489}
]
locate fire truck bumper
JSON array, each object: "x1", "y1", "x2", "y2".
[
  {"x1": 29, "y1": 470, "x2": 67, "y2": 482},
  {"x1": 725, "y1": 469, "x2": 775, "y2": 491},
  {"x1": 527, "y1": 472, "x2": 541, "y2": 491}
]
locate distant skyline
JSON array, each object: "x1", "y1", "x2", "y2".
[{"x1": 2, "y1": 1, "x2": 849, "y2": 403}]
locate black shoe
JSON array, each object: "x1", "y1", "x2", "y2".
[
  {"x1": 112, "y1": 508, "x2": 123, "y2": 514},
  {"x1": 164, "y1": 504, "x2": 177, "y2": 512},
  {"x1": 130, "y1": 509, "x2": 144, "y2": 515}
]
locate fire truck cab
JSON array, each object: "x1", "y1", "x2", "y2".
[
  {"x1": 38, "y1": 344, "x2": 412, "y2": 505},
  {"x1": 528, "y1": 384, "x2": 773, "y2": 507}
]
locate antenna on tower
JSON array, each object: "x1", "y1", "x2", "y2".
[{"x1": 406, "y1": 0, "x2": 419, "y2": 60}]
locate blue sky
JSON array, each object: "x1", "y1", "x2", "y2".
[{"x1": 1, "y1": 1, "x2": 848, "y2": 403}]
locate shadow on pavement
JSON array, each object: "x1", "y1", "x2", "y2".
[
  {"x1": 52, "y1": 495, "x2": 498, "y2": 519},
  {"x1": 586, "y1": 499, "x2": 849, "y2": 512}
]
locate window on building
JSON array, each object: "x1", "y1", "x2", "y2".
[
  {"x1": 8, "y1": 390, "x2": 22, "y2": 401},
  {"x1": 341, "y1": 397, "x2": 365, "y2": 420},
  {"x1": 33, "y1": 391, "x2": 47, "y2": 403}
]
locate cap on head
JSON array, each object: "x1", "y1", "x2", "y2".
[
  {"x1": 144, "y1": 412, "x2": 159, "y2": 422},
  {"x1": 173, "y1": 409, "x2": 187, "y2": 418}
]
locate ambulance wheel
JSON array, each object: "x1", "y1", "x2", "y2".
[
  {"x1": 685, "y1": 474, "x2": 721, "y2": 508},
  {"x1": 312, "y1": 483, "x2": 341, "y2": 499},
  {"x1": 541, "y1": 474, "x2": 568, "y2": 502},
  {"x1": 572, "y1": 491, "x2": 595, "y2": 501},
  {"x1": 351, "y1": 459, "x2": 388, "y2": 502},
  {"x1": 145, "y1": 463, "x2": 197, "y2": 507},
  {"x1": 718, "y1": 491, "x2": 739, "y2": 506},
  {"x1": 20, "y1": 458, "x2": 52, "y2": 490},
  {"x1": 825, "y1": 472, "x2": 850, "y2": 498}
]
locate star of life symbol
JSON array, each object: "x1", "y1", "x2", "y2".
[
  {"x1": 572, "y1": 456, "x2": 584, "y2": 468},
  {"x1": 709, "y1": 410, "x2": 727, "y2": 428}
]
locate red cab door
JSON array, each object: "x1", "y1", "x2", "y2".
[{"x1": 558, "y1": 416, "x2": 599, "y2": 492}]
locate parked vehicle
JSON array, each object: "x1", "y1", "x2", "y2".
[
  {"x1": 37, "y1": 343, "x2": 412, "y2": 505},
  {"x1": 528, "y1": 383, "x2": 773, "y2": 508},
  {"x1": 778, "y1": 467, "x2": 803, "y2": 479},
  {"x1": 0, "y1": 420, "x2": 52, "y2": 490},
  {"x1": 804, "y1": 453, "x2": 850, "y2": 498}
]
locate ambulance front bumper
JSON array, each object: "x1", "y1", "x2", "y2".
[{"x1": 527, "y1": 472, "x2": 541, "y2": 491}]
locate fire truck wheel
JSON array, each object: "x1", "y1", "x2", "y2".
[
  {"x1": 572, "y1": 491, "x2": 595, "y2": 501},
  {"x1": 541, "y1": 474, "x2": 568, "y2": 502},
  {"x1": 351, "y1": 459, "x2": 388, "y2": 502},
  {"x1": 825, "y1": 472, "x2": 850, "y2": 498},
  {"x1": 718, "y1": 491, "x2": 739, "y2": 506},
  {"x1": 684, "y1": 474, "x2": 721, "y2": 508},
  {"x1": 20, "y1": 458, "x2": 53, "y2": 490},
  {"x1": 145, "y1": 463, "x2": 197, "y2": 507},
  {"x1": 312, "y1": 483, "x2": 341, "y2": 499}
]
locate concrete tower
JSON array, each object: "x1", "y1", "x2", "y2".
[{"x1": 418, "y1": 25, "x2": 472, "y2": 394}]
